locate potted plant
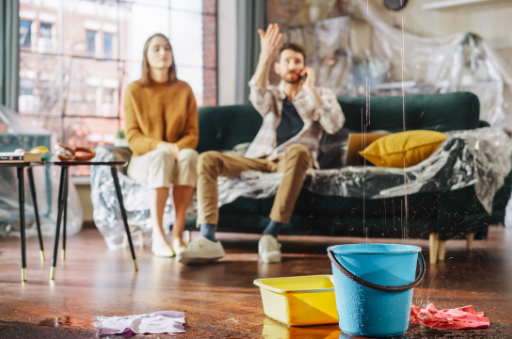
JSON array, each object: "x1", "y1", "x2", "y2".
[{"x1": 114, "y1": 129, "x2": 129, "y2": 147}]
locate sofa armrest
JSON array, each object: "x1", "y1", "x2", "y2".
[{"x1": 479, "y1": 120, "x2": 491, "y2": 128}]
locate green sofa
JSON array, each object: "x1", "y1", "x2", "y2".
[{"x1": 187, "y1": 92, "x2": 512, "y2": 263}]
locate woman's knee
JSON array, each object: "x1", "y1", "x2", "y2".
[
  {"x1": 176, "y1": 149, "x2": 199, "y2": 171},
  {"x1": 142, "y1": 150, "x2": 174, "y2": 188},
  {"x1": 149, "y1": 149, "x2": 175, "y2": 169},
  {"x1": 178, "y1": 148, "x2": 199, "y2": 162}
]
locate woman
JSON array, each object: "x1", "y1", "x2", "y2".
[{"x1": 124, "y1": 33, "x2": 198, "y2": 257}]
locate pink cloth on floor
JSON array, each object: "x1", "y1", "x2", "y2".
[{"x1": 410, "y1": 303, "x2": 489, "y2": 330}]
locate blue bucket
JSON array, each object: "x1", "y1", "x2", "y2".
[{"x1": 327, "y1": 244, "x2": 425, "y2": 337}]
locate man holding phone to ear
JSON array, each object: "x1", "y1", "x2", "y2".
[{"x1": 177, "y1": 23, "x2": 345, "y2": 264}]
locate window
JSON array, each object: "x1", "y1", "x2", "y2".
[
  {"x1": 18, "y1": 0, "x2": 218, "y2": 176},
  {"x1": 40, "y1": 23, "x2": 52, "y2": 39},
  {"x1": 104, "y1": 33, "x2": 113, "y2": 59},
  {"x1": 103, "y1": 88, "x2": 115, "y2": 103},
  {"x1": 86, "y1": 30, "x2": 96, "y2": 55},
  {"x1": 19, "y1": 79, "x2": 34, "y2": 95},
  {"x1": 19, "y1": 20, "x2": 32, "y2": 49}
]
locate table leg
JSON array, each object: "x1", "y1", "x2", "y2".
[
  {"x1": 50, "y1": 166, "x2": 68, "y2": 280},
  {"x1": 45, "y1": 166, "x2": 52, "y2": 217},
  {"x1": 110, "y1": 166, "x2": 138, "y2": 271},
  {"x1": 27, "y1": 167, "x2": 45, "y2": 262},
  {"x1": 62, "y1": 171, "x2": 69, "y2": 261},
  {"x1": 17, "y1": 167, "x2": 27, "y2": 282}
]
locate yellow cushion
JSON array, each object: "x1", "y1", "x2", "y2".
[{"x1": 359, "y1": 130, "x2": 447, "y2": 168}]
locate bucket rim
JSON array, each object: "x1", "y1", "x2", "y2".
[
  {"x1": 253, "y1": 275, "x2": 335, "y2": 294},
  {"x1": 327, "y1": 244, "x2": 421, "y2": 255}
]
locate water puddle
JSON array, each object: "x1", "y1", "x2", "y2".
[
  {"x1": 336, "y1": 323, "x2": 512, "y2": 339},
  {"x1": 38, "y1": 315, "x2": 94, "y2": 329},
  {"x1": 405, "y1": 323, "x2": 512, "y2": 339},
  {"x1": 0, "y1": 318, "x2": 96, "y2": 338},
  {"x1": 260, "y1": 317, "x2": 512, "y2": 339}
]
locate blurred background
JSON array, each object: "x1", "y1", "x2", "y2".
[
  {"x1": 16, "y1": 0, "x2": 217, "y2": 175},
  {"x1": 2, "y1": 0, "x2": 512, "y2": 225}
]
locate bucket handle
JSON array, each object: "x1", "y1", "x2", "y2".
[{"x1": 327, "y1": 250, "x2": 426, "y2": 293}]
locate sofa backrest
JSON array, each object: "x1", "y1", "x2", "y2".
[
  {"x1": 340, "y1": 92, "x2": 480, "y2": 133},
  {"x1": 197, "y1": 92, "x2": 480, "y2": 152},
  {"x1": 197, "y1": 104, "x2": 263, "y2": 153}
]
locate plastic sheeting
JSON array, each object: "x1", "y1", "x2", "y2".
[
  {"x1": 92, "y1": 128, "x2": 511, "y2": 248},
  {"x1": 217, "y1": 128, "x2": 511, "y2": 215},
  {"x1": 0, "y1": 104, "x2": 82, "y2": 238},
  {"x1": 91, "y1": 147, "x2": 196, "y2": 249},
  {"x1": 281, "y1": 1, "x2": 512, "y2": 129}
]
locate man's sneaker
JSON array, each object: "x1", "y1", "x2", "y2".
[
  {"x1": 259, "y1": 235, "x2": 282, "y2": 263},
  {"x1": 152, "y1": 242, "x2": 175, "y2": 258},
  {"x1": 176, "y1": 237, "x2": 225, "y2": 264}
]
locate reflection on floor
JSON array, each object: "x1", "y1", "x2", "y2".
[{"x1": 1, "y1": 226, "x2": 512, "y2": 338}]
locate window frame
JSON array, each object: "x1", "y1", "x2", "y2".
[{"x1": 18, "y1": 0, "x2": 218, "y2": 175}]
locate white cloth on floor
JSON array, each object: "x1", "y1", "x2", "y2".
[{"x1": 96, "y1": 311, "x2": 185, "y2": 335}]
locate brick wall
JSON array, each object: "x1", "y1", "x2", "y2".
[
  {"x1": 265, "y1": 0, "x2": 306, "y2": 29},
  {"x1": 202, "y1": 0, "x2": 217, "y2": 106}
]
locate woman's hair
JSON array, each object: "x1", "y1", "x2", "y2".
[{"x1": 139, "y1": 33, "x2": 177, "y2": 87}]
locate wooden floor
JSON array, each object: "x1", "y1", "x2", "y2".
[{"x1": 1, "y1": 226, "x2": 512, "y2": 338}]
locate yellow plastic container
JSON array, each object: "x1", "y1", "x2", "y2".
[{"x1": 254, "y1": 275, "x2": 338, "y2": 326}]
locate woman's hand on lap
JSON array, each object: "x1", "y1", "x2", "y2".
[{"x1": 157, "y1": 142, "x2": 180, "y2": 160}]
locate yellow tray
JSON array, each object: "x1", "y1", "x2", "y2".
[{"x1": 254, "y1": 275, "x2": 338, "y2": 326}]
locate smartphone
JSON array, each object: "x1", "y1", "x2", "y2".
[{"x1": 300, "y1": 71, "x2": 307, "y2": 82}]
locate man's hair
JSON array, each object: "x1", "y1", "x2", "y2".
[{"x1": 279, "y1": 42, "x2": 306, "y2": 63}]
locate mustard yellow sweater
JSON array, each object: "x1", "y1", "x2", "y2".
[{"x1": 124, "y1": 80, "x2": 199, "y2": 157}]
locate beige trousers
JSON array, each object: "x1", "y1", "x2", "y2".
[
  {"x1": 197, "y1": 144, "x2": 312, "y2": 225},
  {"x1": 127, "y1": 148, "x2": 198, "y2": 189}
]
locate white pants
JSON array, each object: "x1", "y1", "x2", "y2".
[{"x1": 127, "y1": 149, "x2": 198, "y2": 189}]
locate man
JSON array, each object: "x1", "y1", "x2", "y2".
[{"x1": 177, "y1": 23, "x2": 345, "y2": 264}]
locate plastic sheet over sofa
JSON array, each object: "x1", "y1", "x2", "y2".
[{"x1": 91, "y1": 128, "x2": 512, "y2": 249}]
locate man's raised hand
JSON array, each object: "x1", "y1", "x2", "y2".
[{"x1": 258, "y1": 23, "x2": 282, "y2": 63}]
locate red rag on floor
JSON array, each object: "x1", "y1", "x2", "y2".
[{"x1": 410, "y1": 303, "x2": 489, "y2": 330}]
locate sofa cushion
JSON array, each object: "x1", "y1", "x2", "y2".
[
  {"x1": 317, "y1": 128, "x2": 355, "y2": 169},
  {"x1": 360, "y1": 130, "x2": 447, "y2": 168}
]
